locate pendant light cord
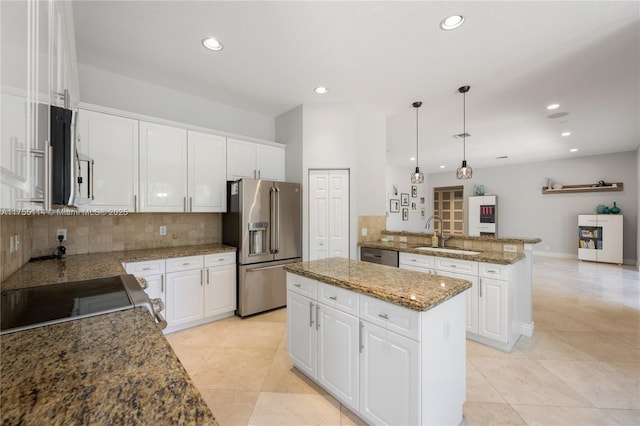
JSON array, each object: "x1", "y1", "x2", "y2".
[
  {"x1": 463, "y1": 90, "x2": 466, "y2": 162},
  {"x1": 416, "y1": 106, "x2": 419, "y2": 167}
]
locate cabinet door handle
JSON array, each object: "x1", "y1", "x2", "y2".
[
  {"x1": 294, "y1": 283, "x2": 302, "y2": 288},
  {"x1": 189, "y1": 197, "x2": 193, "y2": 212},
  {"x1": 134, "y1": 195, "x2": 137, "y2": 212},
  {"x1": 378, "y1": 313, "x2": 389, "y2": 320},
  {"x1": 143, "y1": 267, "x2": 151, "y2": 271},
  {"x1": 207, "y1": 269, "x2": 210, "y2": 285},
  {"x1": 200, "y1": 270, "x2": 204, "y2": 286},
  {"x1": 316, "y1": 304, "x2": 320, "y2": 330},
  {"x1": 329, "y1": 296, "x2": 337, "y2": 301},
  {"x1": 479, "y1": 279, "x2": 482, "y2": 297},
  {"x1": 161, "y1": 275, "x2": 164, "y2": 293},
  {"x1": 359, "y1": 321, "x2": 364, "y2": 353},
  {"x1": 309, "y1": 302, "x2": 314, "y2": 327},
  {"x1": 487, "y1": 269, "x2": 497, "y2": 273},
  {"x1": 184, "y1": 196, "x2": 187, "y2": 212},
  {"x1": 258, "y1": 169, "x2": 261, "y2": 179}
]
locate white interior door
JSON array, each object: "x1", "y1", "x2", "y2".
[{"x1": 309, "y1": 169, "x2": 350, "y2": 261}]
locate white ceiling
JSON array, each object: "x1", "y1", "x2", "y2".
[{"x1": 72, "y1": 1, "x2": 640, "y2": 173}]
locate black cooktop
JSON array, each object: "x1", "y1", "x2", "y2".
[{"x1": 1, "y1": 276, "x2": 135, "y2": 334}]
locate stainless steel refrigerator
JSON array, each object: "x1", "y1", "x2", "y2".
[{"x1": 223, "y1": 179, "x2": 301, "y2": 317}]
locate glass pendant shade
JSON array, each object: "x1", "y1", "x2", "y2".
[
  {"x1": 456, "y1": 160, "x2": 473, "y2": 179},
  {"x1": 411, "y1": 167, "x2": 424, "y2": 183}
]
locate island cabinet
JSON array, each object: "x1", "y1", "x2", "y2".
[
  {"x1": 287, "y1": 271, "x2": 466, "y2": 426},
  {"x1": 400, "y1": 252, "x2": 521, "y2": 352}
]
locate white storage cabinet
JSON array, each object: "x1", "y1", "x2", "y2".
[
  {"x1": 76, "y1": 110, "x2": 139, "y2": 211},
  {"x1": 286, "y1": 271, "x2": 466, "y2": 425},
  {"x1": 226, "y1": 138, "x2": 285, "y2": 181},
  {"x1": 578, "y1": 214, "x2": 623, "y2": 264}
]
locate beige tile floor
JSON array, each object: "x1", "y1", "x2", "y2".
[{"x1": 166, "y1": 256, "x2": 640, "y2": 425}]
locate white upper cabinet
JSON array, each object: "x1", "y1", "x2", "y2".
[
  {"x1": 77, "y1": 110, "x2": 139, "y2": 211},
  {"x1": 256, "y1": 144, "x2": 285, "y2": 181},
  {"x1": 139, "y1": 121, "x2": 188, "y2": 212},
  {"x1": 227, "y1": 138, "x2": 285, "y2": 181},
  {"x1": 187, "y1": 131, "x2": 226, "y2": 212}
]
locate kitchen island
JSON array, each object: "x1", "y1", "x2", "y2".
[
  {"x1": 284, "y1": 257, "x2": 471, "y2": 426},
  {"x1": 1, "y1": 308, "x2": 217, "y2": 425}
]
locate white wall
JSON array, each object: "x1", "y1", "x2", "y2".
[
  {"x1": 637, "y1": 147, "x2": 640, "y2": 269},
  {"x1": 386, "y1": 165, "x2": 429, "y2": 232},
  {"x1": 275, "y1": 105, "x2": 303, "y2": 183},
  {"x1": 77, "y1": 64, "x2": 275, "y2": 141},
  {"x1": 276, "y1": 103, "x2": 387, "y2": 260},
  {"x1": 428, "y1": 151, "x2": 638, "y2": 263}
]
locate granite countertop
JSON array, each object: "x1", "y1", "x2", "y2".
[
  {"x1": 284, "y1": 257, "x2": 471, "y2": 312},
  {"x1": 381, "y1": 230, "x2": 542, "y2": 245},
  {"x1": 360, "y1": 240, "x2": 525, "y2": 265},
  {"x1": 1, "y1": 308, "x2": 217, "y2": 425},
  {"x1": 1, "y1": 244, "x2": 236, "y2": 292}
]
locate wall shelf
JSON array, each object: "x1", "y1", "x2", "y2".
[{"x1": 541, "y1": 182, "x2": 623, "y2": 194}]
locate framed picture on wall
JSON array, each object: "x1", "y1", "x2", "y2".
[
  {"x1": 401, "y1": 193, "x2": 409, "y2": 206},
  {"x1": 411, "y1": 202, "x2": 416, "y2": 210},
  {"x1": 420, "y1": 208, "x2": 425, "y2": 218},
  {"x1": 411, "y1": 185, "x2": 417, "y2": 198},
  {"x1": 420, "y1": 197, "x2": 425, "y2": 205},
  {"x1": 402, "y1": 208, "x2": 409, "y2": 221},
  {"x1": 390, "y1": 199, "x2": 400, "y2": 213}
]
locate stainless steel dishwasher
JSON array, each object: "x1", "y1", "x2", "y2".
[{"x1": 360, "y1": 247, "x2": 399, "y2": 267}]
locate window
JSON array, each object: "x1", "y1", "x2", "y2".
[{"x1": 433, "y1": 186, "x2": 464, "y2": 235}]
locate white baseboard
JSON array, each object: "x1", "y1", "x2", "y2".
[
  {"x1": 521, "y1": 322, "x2": 535, "y2": 337},
  {"x1": 532, "y1": 251, "x2": 575, "y2": 259}
]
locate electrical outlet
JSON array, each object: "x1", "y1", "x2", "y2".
[
  {"x1": 56, "y1": 229, "x2": 67, "y2": 241},
  {"x1": 361, "y1": 228, "x2": 368, "y2": 237},
  {"x1": 399, "y1": 236, "x2": 408, "y2": 243},
  {"x1": 159, "y1": 226, "x2": 167, "y2": 236},
  {"x1": 503, "y1": 244, "x2": 517, "y2": 253},
  {"x1": 14, "y1": 235, "x2": 20, "y2": 250}
]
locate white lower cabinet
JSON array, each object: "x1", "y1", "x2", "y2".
[
  {"x1": 166, "y1": 267, "x2": 204, "y2": 326},
  {"x1": 204, "y1": 260, "x2": 236, "y2": 318},
  {"x1": 317, "y1": 303, "x2": 359, "y2": 410},
  {"x1": 359, "y1": 319, "x2": 419, "y2": 426},
  {"x1": 400, "y1": 252, "x2": 520, "y2": 352},
  {"x1": 124, "y1": 252, "x2": 236, "y2": 334},
  {"x1": 287, "y1": 272, "x2": 466, "y2": 425}
]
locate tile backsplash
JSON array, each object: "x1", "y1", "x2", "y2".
[{"x1": 1, "y1": 213, "x2": 223, "y2": 281}]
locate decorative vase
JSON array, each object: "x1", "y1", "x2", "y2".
[
  {"x1": 603, "y1": 206, "x2": 610, "y2": 214},
  {"x1": 610, "y1": 202, "x2": 621, "y2": 214},
  {"x1": 596, "y1": 205, "x2": 605, "y2": 214}
]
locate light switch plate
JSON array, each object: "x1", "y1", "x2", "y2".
[
  {"x1": 159, "y1": 226, "x2": 167, "y2": 236},
  {"x1": 361, "y1": 228, "x2": 368, "y2": 236},
  {"x1": 399, "y1": 236, "x2": 407, "y2": 243}
]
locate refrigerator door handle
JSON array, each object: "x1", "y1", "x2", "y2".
[{"x1": 270, "y1": 186, "x2": 280, "y2": 254}]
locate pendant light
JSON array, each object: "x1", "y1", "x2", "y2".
[
  {"x1": 411, "y1": 101, "x2": 424, "y2": 183},
  {"x1": 456, "y1": 85, "x2": 473, "y2": 179}
]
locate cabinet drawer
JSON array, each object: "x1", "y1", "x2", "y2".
[
  {"x1": 124, "y1": 259, "x2": 165, "y2": 275},
  {"x1": 317, "y1": 282, "x2": 358, "y2": 316},
  {"x1": 287, "y1": 273, "x2": 317, "y2": 299},
  {"x1": 359, "y1": 294, "x2": 420, "y2": 341},
  {"x1": 399, "y1": 252, "x2": 434, "y2": 269},
  {"x1": 479, "y1": 263, "x2": 509, "y2": 280},
  {"x1": 433, "y1": 257, "x2": 478, "y2": 276},
  {"x1": 166, "y1": 255, "x2": 204, "y2": 272},
  {"x1": 204, "y1": 252, "x2": 236, "y2": 267}
]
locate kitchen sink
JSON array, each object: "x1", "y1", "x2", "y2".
[{"x1": 414, "y1": 247, "x2": 481, "y2": 255}]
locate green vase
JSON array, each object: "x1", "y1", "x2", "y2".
[{"x1": 610, "y1": 202, "x2": 621, "y2": 214}]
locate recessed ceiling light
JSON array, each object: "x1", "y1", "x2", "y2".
[
  {"x1": 561, "y1": 131, "x2": 571, "y2": 137},
  {"x1": 202, "y1": 37, "x2": 223, "y2": 51},
  {"x1": 440, "y1": 15, "x2": 465, "y2": 30},
  {"x1": 439, "y1": 165, "x2": 446, "y2": 169},
  {"x1": 547, "y1": 103, "x2": 560, "y2": 110},
  {"x1": 570, "y1": 148, "x2": 578, "y2": 152},
  {"x1": 409, "y1": 157, "x2": 416, "y2": 161},
  {"x1": 314, "y1": 86, "x2": 329, "y2": 94}
]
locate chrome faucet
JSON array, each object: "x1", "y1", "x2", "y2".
[{"x1": 425, "y1": 215, "x2": 450, "y2": 248}]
